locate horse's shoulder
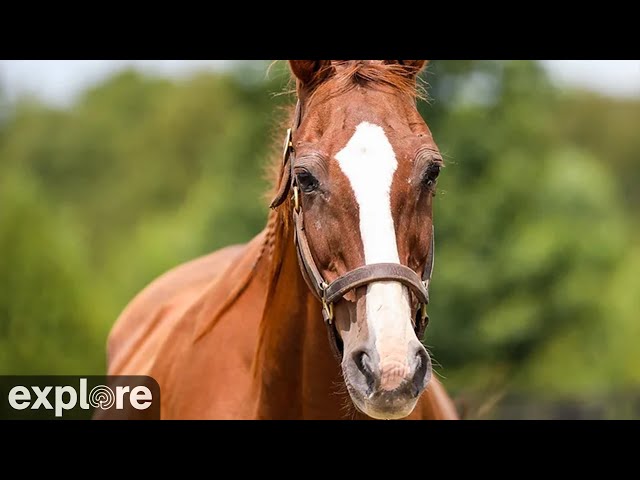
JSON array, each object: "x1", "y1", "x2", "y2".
[{"x1": 106, "y1": 242, "x2": 248, "y2": 374}]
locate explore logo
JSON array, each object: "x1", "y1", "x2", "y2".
[{"x1": 1, "y1": 376, "x2": 160, "y2": 420}]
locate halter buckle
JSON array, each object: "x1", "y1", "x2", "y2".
[
  {"x1": 322, "y1": 300, "x2": 334, "y2": 325},
  {"x1": 320, "y1": 282, "x2": 334, "y2": 324}
]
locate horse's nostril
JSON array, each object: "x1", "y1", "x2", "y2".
[
  {"x1": 353, "y1": 350, "x2": 376, "y2": 393},
  {"x1": 415, "y1": 349, "x2": 425, "y2": 368},
  {"x1": 411, "y1": 347, "x2": 431, "y2": 394},
  {"x1": 354, "y1": 350, "x2": 371, "y2": 375}
]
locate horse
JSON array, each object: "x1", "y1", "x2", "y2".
[{"x1": 105, "y1": 60, "x2": 459, "y2": 420}]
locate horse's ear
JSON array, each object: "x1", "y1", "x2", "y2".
[
  {"x1": 289, "y1": 60, "x2": 334, "y2": 88},
  {"x1": 384, "y1": 60, "x2": 429, "y2": 77}
]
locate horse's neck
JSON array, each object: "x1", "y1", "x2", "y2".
[{"x1": 251, "y1": 213, "x2": 348, "y2": 419}]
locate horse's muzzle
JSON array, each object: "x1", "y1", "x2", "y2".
[{"x1": 343, "y1": 341, "x2": 432, "y2": 419}]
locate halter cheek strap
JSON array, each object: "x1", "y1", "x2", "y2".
[
  {"x1": 270, "y1": 100, "x2": 435, "y2": 360},
  {"x1": 270, "y1": 101, "x2": 302, "y2": 210}
]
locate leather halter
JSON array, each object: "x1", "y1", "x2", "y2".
[{"x1": 270, "y1": 101, "x2": 435, "y2": 360}]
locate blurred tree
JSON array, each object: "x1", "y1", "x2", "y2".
[
  {"x1": 553, "y1": 92, "x2": 640, "y2": 209},
  {"x1": 422, "y1": 61, "x2": 631, "y2": 400},
  {"x1": 0, "y1": 171, "x2": 105, "y2": 374}
]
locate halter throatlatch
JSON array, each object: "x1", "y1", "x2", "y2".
[{"x1": 270, "y1": 101, "x2": 435, "y2": 360}]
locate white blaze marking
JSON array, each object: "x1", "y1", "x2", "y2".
[{"x1": 335, "y1": 122, "x2": 414, "y2": 380}]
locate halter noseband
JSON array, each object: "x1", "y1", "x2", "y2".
[{"x1": 270, "y1": 101, "x2": 435, "y2": 360}]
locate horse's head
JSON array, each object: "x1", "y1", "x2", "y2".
[{"x1": 272, "y1": 60, "x2": 443, "y2": 420}]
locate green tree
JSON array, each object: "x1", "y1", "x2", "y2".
[
  {"x1": 0, "y1": 171, "x2": 105, "y2": 374},
  {"x1": 422, "y1": 61, "x2": 632, "y2": 403}
]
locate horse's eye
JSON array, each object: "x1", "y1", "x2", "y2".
[
  {"x1": 297, "y1": 171, "x2": 319, "y2": 193},
  {"x1": 422, "y1": 163, "x2": 441, "y2": 188}
]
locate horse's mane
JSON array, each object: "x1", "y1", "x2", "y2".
[{"x1": 310, "y1": 60, "x2": 426, "y2": 104}]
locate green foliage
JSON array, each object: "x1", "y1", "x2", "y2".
[
  {"x1": 0, "y1": 171, "x2": 104, "y2": 374},
  {"x1": 423, "y1": 62, "x2": 632, "y2": 400},
  {"x1": 0, "y1": 61, "x2": 638, "y2": 416}
]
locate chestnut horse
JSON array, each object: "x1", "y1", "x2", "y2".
[{"x1": 106, "y1": 60, "x2": 459, "y2": 420}]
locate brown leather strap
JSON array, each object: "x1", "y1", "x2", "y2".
[
  {"x1": 423, "y1": 225, "x2": 434, "y2": 286},
  {"x1": 269, "y1": 146, "x2": 292, "y2": 209},
  {"x1": 294, "y1": 209, "x2": 344, "y2": 361},
  {"x1": 269, "y1": 101, "x2": 302, "y2": 209},
  {"x1": 325, "y1": 263, "x2": 428, "y2": 305},
  {"x1": 325, "y1": 320, "x2": 343, "y2": 360},
  {"x1": 293, "y1": 209, "x2": 326, "y2": 300},
  {"x1": 415, "y1": 309, "x2": 429, "y2": 340}
]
